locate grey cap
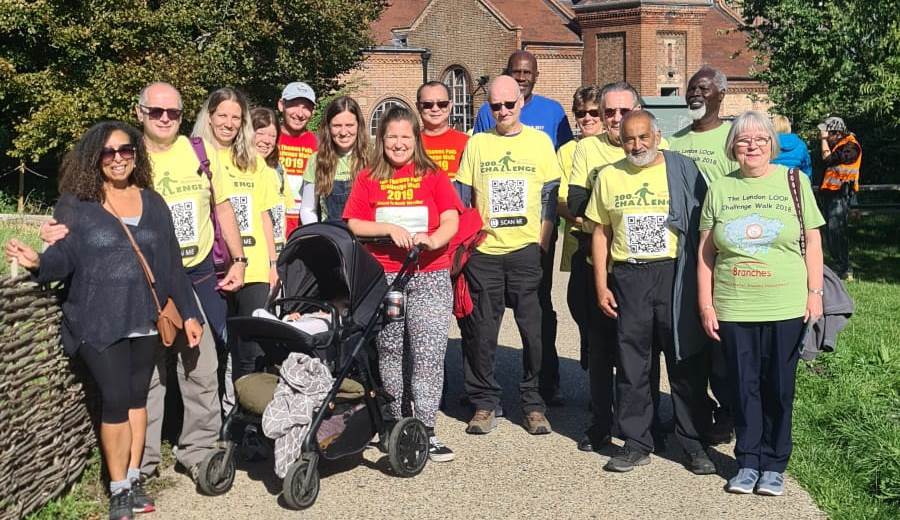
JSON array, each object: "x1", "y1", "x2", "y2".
[
  {"x1": 823, "y1": 116, "x2": 846, "y2": 133},
  {"x1": 281, "y1": 82, "x2": 316, "y2": 104}
]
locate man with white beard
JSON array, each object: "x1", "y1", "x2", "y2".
[
  {"x1": 585, "y1": 110, "x2": 714, "y2": 475},
  {"x1": 670, "y1": 66, "x2": 739, "y2": 184}
]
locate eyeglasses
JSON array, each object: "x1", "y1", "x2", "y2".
[
  {"x1": 100, "y1": 144, "x2": 137, "y2": 164},
  {"x1": 418, "y1": 100, "x2": 450, "y2": 110},
  {"x1": 735, "y1": 136, "x2": 772, "y2": 149},
  {"x1": 489, "y1": 100, "x2": 518, "y2": 112},
  {"x1": 139, "y1": 105, "x2": 183, "y2": 120},
  {"x1": 574, "y1": 109, "x2": 601, "y2": 119},
  {"x1": 603, "y1": 107, "x2": 632, "y2": 119}
]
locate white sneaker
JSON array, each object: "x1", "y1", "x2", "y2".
[{"x1": 428, "y1": 436, "x2": 455, "y2": 462}]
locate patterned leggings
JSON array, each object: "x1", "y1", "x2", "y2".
[{"x1": 377, "y1": 269, "x2": 452, "y2": 428}]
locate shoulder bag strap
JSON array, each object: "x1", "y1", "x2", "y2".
[
  {"x1": 190, "y1": 137, "x2": 222, "y2": 227},
  {"x1": 787, "y1": 167, "x2": 807, "y2": 257},
  {"x1": 106, "y1": 199, "x2": 163, "y2": 314}
]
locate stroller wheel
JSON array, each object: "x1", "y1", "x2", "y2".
[
  {"x1": 283, "y1": 457, "x2": 320, "y2": 510},
  {"x1": 196, "y1": 448, "x2": 236, "y2": 496},
  {"x1": 388, "y1": 417, "x2": 428, "y2": 477}
]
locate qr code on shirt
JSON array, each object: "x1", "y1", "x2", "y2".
[
  {"x1": 269, "y1": 204, "x2": 285, "y2": 240},
  {"x1": 488, "y1": 178, "x2": 527, "y2": 215},
  {"x1": 625, "y1": 214, "x2": 668, "y2": 256},
  {"x1": 169, "y1": 200, "x2": 197, "y2": 244},
  {"x1": 230, "y1": 195, "x2": 252, "y2": 233}
]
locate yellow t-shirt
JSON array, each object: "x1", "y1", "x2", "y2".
[
  {"x1": 569, "y1": 133, "x2": 670, "y2": 193},
  {"x1": 267, "y1": 167, "x2": 287, "y2": 253},
  {"x1": 584, "y1": 159, "x2": 679, "y2": 263},
  {"x1": 210, "y1": 147, "x2": 279, "y2": 284},
  {"x1": 456, "y1": 126, "x2": 562, "y2": 255},
  {"x1": 150, "y1": 136, "x2": 235, "y2": 269}
]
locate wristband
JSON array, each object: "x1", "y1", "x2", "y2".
[
  {"x1": 808, "y1": 288, "x2": 824, "y2": 295},
  {"x1": 233, "y1": 256, "x2": 248, "y2": 264},
  {"x1": 269, "y1": 260, "x2": 278, "y2": 267}
]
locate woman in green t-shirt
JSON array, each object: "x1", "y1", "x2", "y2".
[
  {"x1": 298, "y1": 96, "x2": 369, "y2": 224},
  {"x1": 697, "y1": 111, "x2": 825, "y2": 497}
]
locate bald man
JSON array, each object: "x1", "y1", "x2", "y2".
[{"x1": 456, "y1": 75, "x2": 562, "y2": 436}]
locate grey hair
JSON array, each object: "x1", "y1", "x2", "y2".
[
  {"x1": 694, "y1": 65, "x2": 728, "y2": 92},
  {"x1": 599, "y1": 81, "x2": 642, "y2": 110},
  {"x1": 725, "y1": 110, "x2": 781, "y2": 161},
  {"x1": 621, "y1": 109, "x2": 660, "y2": 134},
  {"x1": 138, "y1": 82, "x2": 183, "y2": 109}
]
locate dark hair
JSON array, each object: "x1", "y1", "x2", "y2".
[
  {"x1": 250, "y1": 106, "x2": 280, "y2": 169},
  {"x1": 315, "y1": 96, "x2": 369, "y2": 196},
  {"x1": 416, "y1": 81, "x2": 450, "y2": 102},
  {"x1": 572, "y1": 85, "x2": 602, "y2": 112},
  {"x1": 369, "y1": 105, "x2": 438, "y2": 180},
  {"x1": 59, "y1": 121, "x2": 153, "y2": 202}
]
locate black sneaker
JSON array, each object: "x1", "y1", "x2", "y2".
[
  {"x1": 577, "y1": 433, "x2": 612, "y2": 453},
  {"x1": 428, "y1": 436, "x2": 455, "y2": 462},
  {"x1": 130, "y1": 478, "x2": 155, "y2": 514},
  {"x1": 603, "y1": 446, "x2": 651, "y2": 472},
  {"x1": 109, "y1": 488, "x2": 134, "y2": 520},
  {"x1": 686, "y1": 449, "x2": 716, "y2": 475}
]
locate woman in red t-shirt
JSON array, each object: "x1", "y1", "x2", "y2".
[{"x1": 343, "y1": 105, "x2": 460, "y2": 462}]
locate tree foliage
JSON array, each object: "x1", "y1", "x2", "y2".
[
  {"x1": 0, "y1": 0, "x2": 385, "y2": 163},
  {"x1": 741, "y1": 0, "x2": 900, "y2": 182}
]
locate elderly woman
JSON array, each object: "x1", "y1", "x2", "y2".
[
  {"x1": 5, "y1": 121, "x2": 202, "y2": 520},
  {"x1": 698, "y1": 110, "x2": 824, "y2": 496}
]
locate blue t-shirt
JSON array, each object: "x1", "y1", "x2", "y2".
[{"x1": 473, "y1": 94, "x2": 574, "y2": 150}]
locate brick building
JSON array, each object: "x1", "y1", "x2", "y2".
[{"x1": 344, "y1": 0, "x2": 765, "y2": 135}]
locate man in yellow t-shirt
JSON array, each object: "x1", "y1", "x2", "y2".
[
  {"x1": 455, "y1": 75, "x2": 561, "y2": 436},
  {"x1": 586, "y1": 110, "x2": 713, "y2": 474}
]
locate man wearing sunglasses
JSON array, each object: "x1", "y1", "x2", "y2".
[
  {"x1": 455, "y1": 75, "x2": 561, "y2": 436},
  {"x1": 417, "y1": 81, "x2": 468, "y2": 179}
]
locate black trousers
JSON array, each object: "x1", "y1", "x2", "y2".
[
  {"x1": 566, "y1": 238, "x2": 591, "y2": 370},
  {"x1": 611, "y1": 260, "x2": 708, "y2": 454},
  {"x1": 80, "y1": 335, "x2": 159, "y2": 423},
  {"x1": 822, "y1": 189, "x2": 851, "y2": 276},
  {"x1": 227, "y1": 282, "x2": 270, "y2": 380},
  {"x1": 719, "y1": 319, "x2": 803, "y2": 473},
  {"x1": 464, "y1": 244, "x2": 545, "y2": 413},
  {"x1": 538, "y1": 225, "x2": 559, "y2": 395},
  {"x1": 582, "y1": 255, "x2": 618, "y2": 443}
]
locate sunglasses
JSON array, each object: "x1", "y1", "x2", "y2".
[
  {"x1": 604, "y1": 107, "x2": 632, "y2": 118},
  {"x1": 574, "y1": 109, "x2": 601, "y2": 119},
  {"x1": 489, "y1": 100, "x2": 518, "y2": 112},
  {"x1": 419, "y1": 100, "x2": 450, "y2": 110},
  {"x1": 140, "y1": 105, "x2": 183, "y2": 120},
  {"x1": 100, "y1": 144, "x2": 137, "y2": 164}
]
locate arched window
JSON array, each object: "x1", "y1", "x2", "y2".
[
  {"x1": 442, "y1": 67, "x2": 473, "y2": 132},
  {"x1": 370, "y1": 98, "x2": 411, "y2": 136}
]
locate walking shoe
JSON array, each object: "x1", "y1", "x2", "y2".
[
  {"x1": 466, "y1": 409, "x2": 497, "y2": 434},
  {"x1": 428, "y1": 436, "x2": 455, "y2": 462},
  {"x1": 603, "y1": 446, "x2": 651, "y2": 472},
  {"x1": 458, "y1": 395, "x2": 504, "y2": 417},
  {"x1": 577, "y1": 434, "x2": 611, "y2": 453},
  {"x1": 726, "y1": 468, "x2": 760, "y2": 494},
  {"x1": 686, "y1": 449, "x2": 716, "y2": 475},
  {"x1": 108, "y1": 488, "x2": 134, "y2": 520},
  {"x1": 755, "y1": 471, "x2": 785, "y2": 496},
  {"x1": 523, "y1": 411, "x2": 552, "y2": 435},
  {"x1": 129, "y1": 479, "x2": 155, "y2": 514}
]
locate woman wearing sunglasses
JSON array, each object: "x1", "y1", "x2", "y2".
[
  {"x1": 5, "y1": 121, "x2": 202, "y2": 520},
  {"x1": 298, "y1": 96, "x2": 369, "y2": 225}
]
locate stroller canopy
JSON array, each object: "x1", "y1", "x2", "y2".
[{"x1": 277, "y1": 222, "x2": 387, "y2": 327}]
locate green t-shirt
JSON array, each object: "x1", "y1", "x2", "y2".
[
  {"x1": 669, "y1": 122, "x2": 739, "y2": 185},
  {"x1": 699, "y1": 166, "x2": 825, "y2": 321},
  {"x1": 302, "y1": 152, "x2": 353, "y2": 220}
]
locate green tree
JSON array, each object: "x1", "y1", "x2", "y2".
[
  {"x1": 741, "y1": 0, "x2": 900, "y2": 182},
  {"x1": 0, "y1": 0, "x2": 384, "y2": 163}
]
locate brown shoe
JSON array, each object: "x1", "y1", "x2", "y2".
[
  {"x1": 466, "y1": 409, "x2": 497, "y2": 434},
  {"x1": 523, "y1": 411, "x2": 552, "y2": 435}
]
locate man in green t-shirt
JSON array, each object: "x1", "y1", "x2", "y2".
[{"x1": 586, "y1": 111, "x2": 714, "y2": 474}]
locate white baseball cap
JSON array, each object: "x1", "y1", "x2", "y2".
[{"x1": 281, "y1": 82, "x2": 316, "y2": 104}]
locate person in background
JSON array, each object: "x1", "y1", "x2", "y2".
[
  {"x1": 251, "y1": 106, "x2": 288, "y2": 258},
  {"x1": 7, "y1": 121, "x2": 203, "y2": 520},
  {"x1": 344, "y1": 105, "x2": 460, "y2": 462},
  {"x1": 299, "y1": 96, "x2": 369, "y2": 225},
  {"x1": 698, "y1": 111, "x2": 824, "y2": 496},
  {"x1": 818, "y1": 116, "x2": 861, "y2": 281},
  {"x1": 771, "y1": 115, "x2": 812, "y2": 178},
  {"x1": 277, "y1": 82, "x2": 318, "y2": 236}
]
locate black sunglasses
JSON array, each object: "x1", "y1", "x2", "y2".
[
  {"x1": 574, "y1": 109, "x2": 602, "y2": 118},
  {"x1": 140, "y1": 105, "x2": 183, "y2": 120},
  {"x1": 489, "y1": 100, "x2": 517, "y2": 112},
  {"x1": 419, "y1": 100, "x2": 450, "y2": 110},
  {"x1": 100, "y1": 144, "x2": 137, "y2": 164},
  {"x1": 604, "y1": 107, "x2": 632, "y2": 118}
]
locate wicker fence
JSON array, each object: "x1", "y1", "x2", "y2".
[{"x1": 0, "y1": 275, "x2": 97, "y2": 519}]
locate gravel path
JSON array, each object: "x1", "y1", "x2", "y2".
[{"x1": 151, "y1": 259, "x2": 824, "y2": 520}]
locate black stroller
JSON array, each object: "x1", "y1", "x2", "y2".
[{"x1": 194, "y1": 222, "x2": 428, "y2": 509}]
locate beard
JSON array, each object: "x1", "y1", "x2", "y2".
[
  {"x1": 626, "y1": 149, "x2": 659, "y2": 168},
  {"x1": 687, "y1": 105, "x2": 707, "y2": 121}
]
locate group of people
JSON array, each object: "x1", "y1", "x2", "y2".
[{"x1": 4, "y1": 47, "x2": 856, "y2": 519}]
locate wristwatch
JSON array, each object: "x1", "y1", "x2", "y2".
[
  {"x1": 808, "y1": 288, "x2": 824, "y2": 295},
  {"x1": 232, "y1": 256, "x2": 248, "y2": 264}
]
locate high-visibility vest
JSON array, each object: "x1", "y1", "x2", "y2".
[{"x1": 821, "y1": 134, "x2": 862, "y2": 192}]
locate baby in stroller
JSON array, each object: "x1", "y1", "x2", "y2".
[{"x1": 191, "y1": 222, "x2": 429, "y2": 510}]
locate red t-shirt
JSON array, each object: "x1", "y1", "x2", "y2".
[
  {"x1": 343, "y1": 163, "x2": 461, "y2": 273},
  {"x1": 277, "y1": 131, "x2": 317, "y2": 210},
  {"x1": 421, "y1": 128, "x2": 469, "y2": 180}
]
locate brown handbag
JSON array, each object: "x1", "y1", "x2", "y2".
[{"x1": 108, "y1": 201, "x2": 184, "y2": 347}]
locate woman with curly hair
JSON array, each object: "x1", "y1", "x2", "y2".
[{"x1": 5, "y1": 121, "x2": 203, "y2": 520}]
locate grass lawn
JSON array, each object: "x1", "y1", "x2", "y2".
[{"x1": 789, "y1": 214, "x2": 900, "y2": 519}]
